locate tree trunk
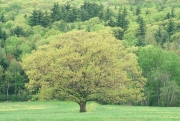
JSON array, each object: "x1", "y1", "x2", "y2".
[
  {"x1": 79, "y1": 102, "x2": 86, "y2": 113},
  {"x1": 6, "y1": 81, "x2": 9, "y2": 101}
]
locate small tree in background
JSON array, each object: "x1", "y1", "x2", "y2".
[{"x1": 136, "y1": 16, "x2": 146, "y2": 46}]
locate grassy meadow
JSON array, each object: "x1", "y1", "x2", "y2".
[{"x1": 0, "y1": 101, "x2": 180, "y2": 121}]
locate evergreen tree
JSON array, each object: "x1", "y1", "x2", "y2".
[
  {"x1": 0, "y1": 28, "x2": 2, "y2": 40},
  {"x1": 165, "y1": 13, "x2": 171, "y2": 19},
  {"x1": 79, "y1": 9, "x2": 89, "y2": 21},
  {"x1": 167, "y1": 19, "x2": 175, "y2": 37},
  {"x1": 80, "y1": 1, "x2": 103, "y2": 20},
  {"x1": 123, "y1": 7, "x2": 128, "y2": 16},
  {"x1": 137, "y1": 16, "x2": 146, "y2": 37},
  {"x1": 136, "y1": 15, "x2": 142, "y2": 23},
  {"x1": 98, "y1": 10, "x2": 104, "y2": 20},
  {"x1": 51, "y1": 3, "x2": 61, "y2": 22},
  {"x1": 136, "y1": 38, "x2": 145, "y2": 46},
  {"x1": 117, "y1": 8, "x2": 129, "y2": 31},
  {"x1": 0, "y1": 13, "x2": 5, "y2": 23},
  {"x1": 107, "y1": 17, "x2": 116, "y2": 27},
  {"x1": 37, "y1": 10, "x2": 44, "y2": 25},
  {"x1": 112, "y1": 27, "x2": 124, "y2": 40},
  {"x1": 11, "y1": 26, "x2": 24, "y2": 37},
  {"x1": 0, "y1": 28, "x2": 7, "y2": 47},
  {"x1": 136, "y1": 6, "x2": 141, "y2": 16},
  {"x1": 162, "y1": 31, "x2": 169, "y2": 45},
  {"x1": 61, "y1": 5, "x2": 68, "y2": 21},
  {"x1": 154, "y1": 26, "x2": 169, "y2": 47},
  {"x1": 29, "y1": 9, "x2": 49, "y2": 27},
  {"x1": 72, "y1": 7, "x2": 78, "y2": 21},
  {"x1": 65, "y1": 8, "x2": 78, "y2": 22},
  {"x1": 171, "y1": 7, "x2": 175, "y2": 18},
  {"x1": 136, "y1": 16, "x2": 146, "y2": 46},
  {"x1": 115, "y1": 8, "x2": 129, "y2": 39},
  {"x1": 2, "y1": 31, "x2": 7, "y2": 41},
  {"x1": 104, "y1": 7, "x2": 112, "y2": 21},
  {"x1": 155, "y1": 26, "x2": 162, "y2": 45},
  {"x1": 64, "y1": 1, "x2": 71, "y2": 11},
  {"x1": 130, "y1": 5, "x2": 133, "y2": 11},
  {"x1": 41, "y1": 10, "x2": 51, "y2": 27},
  {"x1": 117, "y1": 9, "x2": 122, "y2": 27},
  {"x1": 29, "y1": 9, "x2": 39, "y2": 26}
]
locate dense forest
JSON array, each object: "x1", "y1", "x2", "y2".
[{"x1": 1, "y1": 0, "x2": 180, "y2": 107}]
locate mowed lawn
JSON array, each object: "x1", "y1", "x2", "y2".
[{"x1": 0, "y1": 101, "x2": 180, "y2": 121}]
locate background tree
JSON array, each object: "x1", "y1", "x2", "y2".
[
  {"x1": 165, "y1": 12, "x2": 171, "y2": 19},
  {"x1": 4, "y1": 70, "x2": 12, "y2": 101},
  {"x1": 135, "y1": 6, "x2": 141, "y2": 16},
  {"x1": 0, "y1": 47, "x2": 8, "y2": 69},
  {"x1": 0, "y1": 28, "x2": 7, "y2": 47},
  {"x1": 64, "y1": 7, "x2": 78, "y2": 23},
  {"x1": 22, "y1": 31, "x2": 146, "y2": 112},
  {"x1": 117, "y1": 8, "x2": 129, "y2": 31},
  {"x1": 171, "y1": 7, "x2": 175, "y2": 18},
  {"x1": 5, "y1": 36, "x2": 21, "y2": 59},
  {"x1": 138, "y1": 45, "x2": 180, "y2": 106},
  {"x1": 154, "y1": 26, "x2": 169, "y2": 47},
  {"x1": 112, "y1": 27, "x2": 124, "y2": 40},
  {"x1": 10, "y1": 26, "x2": 24, "y2": 37},
  {"x1": 41, "y1": 10, "x2": 51, "y2": 27},
  {"x1": 80, "y1": 1, "x2": 103, "y2": 21},
  {"x1": 136, "y1": 16, "x2": 146, "y2": 46},
  {"x1": 51, "y1": 3, "x2": 61, "y2": 22},
  {"x1": 115, "y1": 8, "x2": 129, "y2": 39},
  {"x1": 0, "y1": 13, "x2": 6, "y2": 23},
  {"x1": 37, "y1": 10, "x2": 44, "y2": 26},
  {"x1": 107, "y1": 17, "x2": 116, "y2": 27},
  {"x1": 0, "y1": 65, "x2": 4, "y2": 94},
  {"x1": 167, "y1": 19, "x2": 175, "y2": 38},
  {"x1": 29, "y1": 9, "x2": 39, "y2": 26},
  {"x1": 8, "y1": 59, "x2": 22, "y2": 95},
  {"x1": 104, "y1": 7, "x2": 113, "y2": 21},
  {"x1": 155, "y1": 26, "x2": 163, "y2": 46}
]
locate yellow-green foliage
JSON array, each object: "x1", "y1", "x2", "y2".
[{"x1": 22, "y1": 31, "x2": 146, "y2": 104}]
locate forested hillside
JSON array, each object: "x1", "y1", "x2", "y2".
[{"x1": 1, "y1": 0, "x2": 180, "y2": 107}]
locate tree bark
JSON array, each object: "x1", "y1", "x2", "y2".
[
  {"x1": 79, "y1": 102, "x2": 86, "y2": 112},
  {"x1": 6, "y1": 81, "x2": 9, "y2": 101}
]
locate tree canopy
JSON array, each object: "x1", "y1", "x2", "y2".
[
  {"x1": 22, "y1": 31, "x2": 146, "y2": 112},
  {"x1": 138, "y1": 45, "x2": 180, "y2": 106}
]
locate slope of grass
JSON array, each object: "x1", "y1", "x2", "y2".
[{"x1": 0, "y1": 101, "x2": 180, "y2": 121}]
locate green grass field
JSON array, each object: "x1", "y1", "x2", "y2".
[{"x1": 0, "y1": 101, "x2": 180, "y2": 121}]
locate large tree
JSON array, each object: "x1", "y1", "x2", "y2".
[{"x1": 22, "y1": 31, "x2": 146, "y2": 112}]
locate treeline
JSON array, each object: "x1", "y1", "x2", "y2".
[
  {"x1": 29, "y1": 2, "x2": 104, "y2": 26},
  {"x1": 28, "y1": 2, "x2": 130, "y2": 39},
  {"x1": 138, "y1": 46, "x2": 180, "y2": 106},
  {"x1": 28, "y1": 1, "x2": 179, "y2": 47},
  {"x1": 0, "y1": 0, "x2": 180, "y2": 106}
]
